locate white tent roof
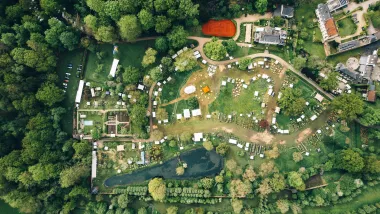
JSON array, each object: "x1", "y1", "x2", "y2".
[
  {"x1": 184, "y1": 109, "x2": 191, "y2": 118},
  {"x1": 75, "y1": 80, "x2": 85, "y2": 103},
  {"x1": 194, "y1": 133, "x2": 203, "y2": 141},
  {"x1": 176, "y1": 114, "x2": 182, "y2": 119},
  {"x1": 109, "y1": 59, "x2": 119, "y2": 77},
  {"x1": 229, "y1": 139, "x2": 237, "y2": 144},
  {"x1": 184, "y1": 85, "x2": 196, "y2": 94},
  {"x1": 314, "y1": 93, "x2": 324, "y2": 102},
  {"x1": 91, "y1": 151, "x2": 97, "y2": 178},
  {"x1": 310, "y1": 115, "x2": 317, "y2": 121},
  {"x1": 192, "y1": 109, "x2": 202, "y2": 116}
]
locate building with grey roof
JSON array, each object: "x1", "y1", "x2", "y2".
[
  {"x1": 336, "y1": 50, "x2": 380, "y2": 84},
  {"x1": 254, "y1": 27, "x2": 287, "y2": 45},
  {"x1": 327, "y1": 0, "x2": 349, "y2": 12},
  {"x1": 274, "y1": 5, "x2": 294, "y2": 18}
]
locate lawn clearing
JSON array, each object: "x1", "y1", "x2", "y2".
[
  {"x1": 303, "y1": 41, "x2": 326, "y2": 59},
  {"x1": 337, "y1": 17, "x2": 357, "y2": 37},
  {"x1": 209, "y1": 78, "x2": 268, "y2": 115},
  {"x1": 84, "y1": 41, "x2": 155, "y2": 84},
  {"x1": 160, "y1": 70, "x2": 194, "y2": 104}
]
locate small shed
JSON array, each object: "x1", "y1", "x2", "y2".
[{"x1": 194, "y1": 133, "x2": 203, "y2": 141}]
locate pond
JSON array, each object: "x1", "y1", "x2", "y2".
[{"x1": 104, "y1": 148, "x2": 224, "y2": 187}]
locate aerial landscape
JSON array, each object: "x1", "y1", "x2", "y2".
[{"x1": 2, "y1": 0, "x2": 380, "y2": 213}]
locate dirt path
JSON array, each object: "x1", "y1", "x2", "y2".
[
  {"x1": 160, "y1": 97, "x2": 185, "y2": 107},
  {"x1": 265, "y1": 68, "x2": 287, "y2": 123},
  {"x1": 296, "y1": 128, "x2": 313, "y2": 143}
]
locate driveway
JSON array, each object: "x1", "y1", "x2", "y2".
[{"x1": 233, "y1": 13, "x2": 273, "y2": 40}]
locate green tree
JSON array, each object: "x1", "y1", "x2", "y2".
[
  {"x1": 36, "y1": 83, "x2": 64, "y2": 106},
  {"x1": 95, "y1": 26, "x2": 117, "y2": 43},
  {"x1": 320, "y1": 72, "x2": 338, "y2": 91},
  {"x1": 176, "y1": 166, "x2": 185, "y2": 175},
  {"x1": 118, "y1": 15, "x2": 142, "y2": 41},
  {"x1": 293, "y1": 56, "x2": 307, "y2": 70},
  {"x1": 155, "y1": 15, "x2": 172, "y2": 33},
  {"x1": 216, "y1": 143, "x2": 229, "y2": 156},
  {"x1": 203, "y1": 141, "x2": 214, "y2": 151},
  {"x1": 174, "y1": 50, "x2": 197, "y2": 72},
  {"x1": 332, "y1": 93, "x2": 364, "y2": 121},
  {"x1": 84, "y1": 15, "x2": 98, "y2": 31},
  {"x1": 123, "y1": 66, "x2": 142, "y2": 84},
  {"x1": 337, "y1": 149, "x2": 364, "y2": 173},
  {"x1": 117, "y1": 193, "x2": 129, "y2": 209},
  {"x1": 167, "y1": 206, "x2": 178, "y2": 214},
  {"x1": 204, "y1": 38, "x2": 227, "y2": 60},
  {"x1": 287, "y1": 171, "x2": 305, "y2": 191},
  {"x1": 59, "y1": 31, "x2": 79, "y2": 51},
  {"x1": 180, "y1": 132, "x2": 192, "y2": 142},
  {"x1": 142, "y1": 48, "x2": 157, "y2": 68},
  {"x1": 293, "y1": 152, "x2": 303, "y2": 163},
  {"x1": 229, "y1": 179, "x2": 252, "y2": 197},
  {"x1": 255, "y1": 0, "x2": 268, "y2": 14},
  {"x1": 40, "y1": 0, "x2": 60, "y2": 14},
  {"x1": 28, "y1": 163, "x2": 59, "y2": 182},
  {"x1": 155, "y1": 37, "x2": 168, "y2": 53},
  {"x1": 59, "y1": 165, "x2": 89, "y2": 188},
  {"x1": 269, "y1": 173, "x2": 286, "y2": 192},
  {"x1": 148, "y1": 178, "x2": 166, "y2": 201},
  {"x1": 1, "y1": 33, "x2": 16, "y2": 46},
  {"x1": 231, "y1": 199, "x2": 243, "y2": 214},
  {"x1": 238, "y1": 57, "x2": 252, "y2": 70},
  {"x1": 149, "y1": 66, "x2": 163, "y2": 81},
  {"x1": 222, "y1": 39, "x2": 238, "y2": 53},
  {"x1": 276, "y1": 200, "x2": 290, "y2": 214},
  {"x1": 138, "y1": 208, "x2": 148, "y2": 214},
  {"x1": 278, "y1": 88, "x2": 305, "y2": 116},
  {"x1": 167, "y1": 26, "x2": 188, "y2": 49},
  {"x1": 138, "y1": 9, "x2": 155, "y2": 31}
]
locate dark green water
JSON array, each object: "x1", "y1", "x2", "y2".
[
  {"x1": 104, "y1": 148, "x2": 224, "y2": 187},
  {"x1": 0, "y1": 200, "x2": 20, "y2": 214}
]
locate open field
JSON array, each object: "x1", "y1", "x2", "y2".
[
  {"x1": 337, "y1": 17, "x2": 357, "y2": 37},
  {"x1": 84, "y1": 41, "x2": 156, "y2": 84},
  {"x1": 209, "y1": 78, "x2": 268, "y2": 115}
]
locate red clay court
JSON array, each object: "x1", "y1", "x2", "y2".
[{"x1": 202, "y1": 20, "x2": 236, "y2": 37}]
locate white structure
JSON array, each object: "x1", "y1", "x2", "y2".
[
  {"x1": 184, "y1": 109, "x2": 191, "y2": 118},
  {"x1": 109, "y1": 59, "x2": 120, "y2": 77},
  {"x1": 310, "y1": 115, "x2": 318, "y2": 121},
  {"x1": 75, "y1": 80, "x2": 85, "y2": 104},
  {"x1": 91, "y1": 88, "x2": 95, "y2": 97},
  {"x1": 194, "y1": 133, "x2": 203, "y2": 141},
  {"x1": 138, "y1": 84, "x2": 145, "y2": 90},
  {"x1": 91, "y1": 151, "x2": 97, "y2": 179},
  {"x1": 192, "y1": 109, "x2": 202, "y2": 117},
  {"x1": 272, "y1": 117, "x2": 276, "y2": 124},
  {"x1": 229, "y1": 139, "x2": 237, "y2": 144},
  {"x1": 176, "y1": 114, "x2": 182, "y2": 120},
  {"x1": 184, "y1": 85, "x2": 196, "y2": 94},
  {"x1": 275, "y1": 107, "x2": 281, "y2": 113}
]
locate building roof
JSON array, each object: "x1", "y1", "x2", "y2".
[
  {"x1": 91, "y1": 151, "x2": 97, "y2": 178},
  {"x1": 192, "y1": 109, "x2": 202, "y2": 116},
  {"x1": 184, "y1": 109, "x2": 191, "y2": 118},
  {"x1": 75, "y1": 80, "x2": 85, "y2": 104},
  {"x1": 325, "y1": 18, "x2": 338, "y2": 36},
  {"x1": 317, "y1": 4, "x2": 331, "y2": 22},
  {"x1": 109, "y1": 59, "x2": 119, "y2": 78},
  {"x1": 281, "y1": 5, "x2": 294, "y2": 17},
  {"x1": 367, "y1": 90, "x2": 376, "y2": 102}
]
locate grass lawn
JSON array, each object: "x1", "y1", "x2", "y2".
[
  {"x1": 84, "y1": 41, "x2": 156, "y2": 84},
  {"x1": 209, "y1": 78, "x2": 268, "y2": 115},
  {"x1": 230, "y1": 46, "x2": 264, "y2": 58},
  {"x1": 57, "y1": 49, "x2": 84, "y2": 135},
  {"x1": 337, "y1": 17, "x2": 357, "y2": 37},
  {"x1": 303, "y1": 41, "x2": 326, "y2": 59},
  {"x1": 163, "y1": 99, "x2": 191, "y2": 120},
  {"x1": 304, "y1": 185, "x2": 380, "y2": 214},
  {"x1": 160, "y1": 70, "x2": 194, "y2": 104},
  {"x1": 295, "y1": 0, "x2": 325, "y2": 24}
]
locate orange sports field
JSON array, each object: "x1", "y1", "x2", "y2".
[{"x1": 202, "y1": 20, "x2": 236, "y2": 37}]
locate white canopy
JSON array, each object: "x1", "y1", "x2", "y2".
[
  {"x1": 184, "y1": 85, "x2": 196, "y2": 94},
  {"x1": 109, "y1": 58, "x2": 119, "y2": 77}
]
